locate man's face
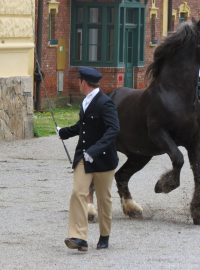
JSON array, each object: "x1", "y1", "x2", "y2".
[
  {"x1": 79, "y1": 78, "x2": 88, "y2": 95},
  {"x1": 79, "y1": 78, "x2": 84, "y2": 94}
]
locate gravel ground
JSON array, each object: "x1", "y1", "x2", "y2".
[{"x1": 0, "y1": 135, "x2": 200, "y2": 270}]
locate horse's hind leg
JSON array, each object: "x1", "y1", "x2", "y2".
[
  {"x1": 148, "y1": 128, "x2": 184, "y2": 193},
  {"x1": 187, "y1": 141, "x2": 200, "y2": 225},
  {"x1": 115, "y1": 154, "x2": 152, "y2": 218},
  {"x1": 87, "y1": 181, "x2": 97, "y2": 222}
]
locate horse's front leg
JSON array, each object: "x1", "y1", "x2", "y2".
[
  {"x1": 87, "y1": 181, "x2": 97, "y2": 222},
  {"x1": 187, "y1": 140, "x2": 200, "y2": 225},
  {"x1": 149, "y1": 127, "x2": 184, "y2": 193},
  {"x1": 115, "y1": 154, "x2": 151, "y2": 218}
]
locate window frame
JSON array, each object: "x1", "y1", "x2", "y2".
[
  {"x1": 71, "y1": 3, "x2": 117, "y2": 67},
  {"x1": 71, "y1": 1, "x2": 146, "y2": 68},
  {"x1": 118, "y1": 4, "x2": 145, "y2": 67},
  {"x1": 48, "y1": 8, "x2": 58, "y2": 46}
]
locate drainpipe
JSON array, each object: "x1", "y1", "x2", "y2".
[
  {"x1": 168, "y1": 0, "x2": 173, "y2": 33},
  {"x1": 35, "y1": 0, "x2": 43, "y2": 111}
]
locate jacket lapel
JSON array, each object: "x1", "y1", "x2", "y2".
[{"x1": 79, "y1": 103, "x2": 84, "y2": 119}]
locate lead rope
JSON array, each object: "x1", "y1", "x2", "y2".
[{"x1": 31, "y1": 1, "x2": 72, "y2": 164}]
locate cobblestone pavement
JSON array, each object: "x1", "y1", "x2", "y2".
[{"x1": 0, "y1": 136, "x2": 200, "y2": 270}]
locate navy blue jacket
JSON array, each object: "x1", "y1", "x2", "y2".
[{"x1": 59, "y1": 90, "x2": 120, "y2": 173}]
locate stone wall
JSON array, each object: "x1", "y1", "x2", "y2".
[
  {"x1": 0, "y1": 0, "x2": 34, "y2": 140},
  {"x1": 0, "y1": 77, "x2": 33, "y2": 140}
]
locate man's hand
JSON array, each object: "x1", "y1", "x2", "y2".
[
  {"x1": 84, "y1": 152, "x2": 93, "y2": 163},
  {"x1": 56, "y1": 126, "x2": 61, "y2": 136}
]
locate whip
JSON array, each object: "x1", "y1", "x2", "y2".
[
  {"x1": 31, "y1": 0, "x2": 72, "y2": 164},
  {"x1": 35, "y1": 58, "x2": 72, "y2": 164}
]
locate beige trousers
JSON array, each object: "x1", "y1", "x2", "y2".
[{"x1": 68, "y1": 160, "x2": 114, "y2": 241}]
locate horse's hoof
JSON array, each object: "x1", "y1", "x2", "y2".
[
  {"x1": 88, "y1": 214, "x2": 97, "y2": 223},
  {"x1": 87, "y1": 203, "x2": 97, "y2": 223},
  {"x1": 127, "y1": 210, "x2": 143, "y2": 219},
  {"x1": 122, "y1": 198, "x2": 143, "y2": 218},
  {"x1": 154, "y1": 181, "x2": 162, "y2": 193},
  {"x1": 193, "y1": 218, "x2": 200, "y2": 225},
  {"x1": 154, "y1": 179, "x2": 179, "y2": 194},
  {"x1": 123, "y1": 207, "x2": 142, "y2": 218}
]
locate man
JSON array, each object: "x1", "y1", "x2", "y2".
[{"x1": 58, "y1": 66, "x2": 120, "y2": 251}]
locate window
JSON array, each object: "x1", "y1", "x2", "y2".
[
  {"x1": 119, "y1": 8, "x2": 124, "y2": 63},
  {"x1": 89, "y1": 8, "x2": 101, "y2": 23},
  {"x1": 149, "y1": 0, "x2": 158, "y2": 45},
  {"x1": 119, "y1": 6, "x2": 145, "y2": 65},
  {"x1": 178, "y1": 2, "x2": 190, "y2": 24},
  {"x1": 48, "y1": 9, "x2": 58, "y2": 45},
  {"x1": 179, "y1": 12, "x2": 188, "y2": 23},
  {"x1": 150, "y1": 14, "x2": 157, "y2": 45},
  {"x1": 106, "y1": 7, "x2": 114, "y2": 62},
  {"x1": 88, "y1": 28, "x2": 101, "y2": 61},
  {"x1": 71, "y1": 4, "x2": 115, "y2": 66},
  {"x1": 126, "y1": 8, "x2": 137, "y2": 24},
  {"x1": 57, "y1": 71, "x2": 64, "y2": 92},
  {"x1": 76, "y1": 7, "x2": 83, "y2": 60},
  {"x1": 71, "y1": 1, "x2": 145, "y2": 67},
  {"x1": 127, "y1": 30, "x2": 133, "y2": 63},
  {"x1": 88, "y1": 8, "x2": 102, "y2": 62},
  {"x1": 76, "y1": 29, "x2": 82, "y2": 61},
  {"x1": 139, "y1": 8, "x2": 145, "y2": 63}
]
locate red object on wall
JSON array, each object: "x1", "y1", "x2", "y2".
[{"x1": 117, "y1": 73, "x2": 124, "y2": 83}]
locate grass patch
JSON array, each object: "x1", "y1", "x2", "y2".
[{"x1": 33, "y1": 105, "x2": 80, "y2": 137}]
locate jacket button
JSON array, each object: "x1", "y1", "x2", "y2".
[
  {"x1": 103, "y1": 152, "x2": 106, "y2": 155},
  {"x1": 83, "y1": 131, "x2": 85, "y2": 134},
  {"x1": 83, "y1": 140, "x2": 85, "y2": 143},
  {"x1": 83, "y1": 122, "x2": 85, "y2": 125}
]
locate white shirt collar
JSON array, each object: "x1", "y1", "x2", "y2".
[{"x1": 82, "y1": 88, "x2": 99, "y2": 112}]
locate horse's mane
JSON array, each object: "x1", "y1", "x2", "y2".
[{"x1": 146, "y1": 21, "x2": 197, "y2": 84}]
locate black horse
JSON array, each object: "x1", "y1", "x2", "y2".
[{"x1": 88, "y1": 20, "x2": 200, "y2": 225}]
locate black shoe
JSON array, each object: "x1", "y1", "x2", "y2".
[
  {"x1": 96, "y1": 235, "x2": 109, "y2": 250},
  {"x1": 64, "y1": 238, "x2": 88, "y2": 251}
]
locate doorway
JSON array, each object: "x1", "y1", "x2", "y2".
[{"x1": 124, "y1": 27, "x2": 135, "y2": 88}]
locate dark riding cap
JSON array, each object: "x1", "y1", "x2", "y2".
[{"x1": 79, "y1": 67, "x2": 102, "y2": 83}]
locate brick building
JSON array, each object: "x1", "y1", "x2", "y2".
[{"x1": 35, "y1": 0, "x2": 200, "y2": 109}]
